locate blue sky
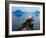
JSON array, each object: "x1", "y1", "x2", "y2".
[
  {"x1": 12, "y1": 6, "x2": 40, "y2": 17},
  {"x1": 12, "y1": 6, "x2": 40, "y2": 13}
]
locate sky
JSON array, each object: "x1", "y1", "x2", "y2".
[
  {"x1": 12, "y1": 6, "x2": 40, "y2": 31},
  {"x1": 12, "y1": 6, "x2": 40, "y2": 13}
]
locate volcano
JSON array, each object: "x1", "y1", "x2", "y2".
[{"x1": 12, "y1": 10, "x2": 24, "y2": 17}]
